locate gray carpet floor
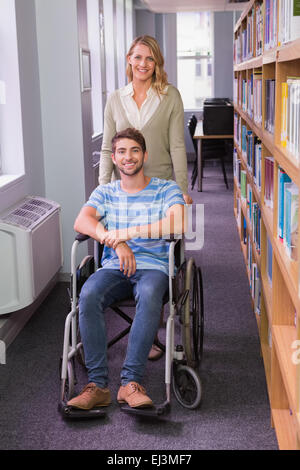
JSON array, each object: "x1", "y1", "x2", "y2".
[{"x1": 0, "y1": 164, "x2": 278, "y2": 450}]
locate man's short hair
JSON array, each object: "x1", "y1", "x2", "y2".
[{"x1": 111, "y1": 128, "x2": 146, "y2": 155}]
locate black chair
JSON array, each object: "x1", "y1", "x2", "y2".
[{"x1": 188, "y1": 114, "x2": 229, "y2": 190}]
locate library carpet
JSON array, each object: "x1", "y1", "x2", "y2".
[{"x1": 0, "y1": 164, "x2": 278, "y2": 450}]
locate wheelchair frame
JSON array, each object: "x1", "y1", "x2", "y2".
[{"x1": 59, "y1": 234, "x2": 204, "y2": 419}]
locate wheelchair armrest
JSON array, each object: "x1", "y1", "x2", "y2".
[
  {"x1": 75, "y1": 233, "x2": 90, "y2": 243},
  {"x1": 165, "y1": 236, "x2": 182, "y2": 245}
]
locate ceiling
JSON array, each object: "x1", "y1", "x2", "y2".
[{"x1": 140, "y1": 0, "x2": 249, "y2": 13}]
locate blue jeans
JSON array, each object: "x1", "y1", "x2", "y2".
[{"x1": 78, "y1": 268, "x2": 169, "y2": 388}]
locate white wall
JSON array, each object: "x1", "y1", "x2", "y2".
[{"x1": 35, "y1": 0, "x2": 87, "y2": 272}]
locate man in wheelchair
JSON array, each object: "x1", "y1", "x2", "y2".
[{"x1": 67, "y1": 128, "x2": 185, "y2": 411}]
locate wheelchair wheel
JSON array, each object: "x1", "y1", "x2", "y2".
[
  {"x1": 172, "y1": 364, "x2": 202, "y2": 409},
  {"x1": 59, "y1": 357, "x2": 75, "y2": 401},
  {"x1": 183, "y1": 258, "x2": 204, "y2": 368}
]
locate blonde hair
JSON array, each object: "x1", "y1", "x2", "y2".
[{"x1": 126, "y1": 35, "x2": 169, "y2": 96}]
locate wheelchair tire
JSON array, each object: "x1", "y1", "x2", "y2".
[
  {"x1": 59, "y1": 357, "x2": 75, "y2": 401},
  {"x1": 172, "y1": 364, "x2": 202, "y2": 409},
  {"x1": 183, "y1": 258, "x2": 204, "y2": 368}
]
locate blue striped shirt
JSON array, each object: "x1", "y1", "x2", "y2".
[{"x1": 85, "y1": 177, "x2": 184, "y2": 275}]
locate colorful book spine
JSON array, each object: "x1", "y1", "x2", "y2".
[
  {"x1": 285, "y1": 77, "x2": 300, "y2": 160},
  {"x1": 253, "y1": 72, "x2": 262, "y2": 125},
  {"x1": 241, "y1": 170, "x2": 247, "y2": 200},
  {"x1": 265, "y1": 79, "x2": 276, "y2": 134},
  {"x1": 277, "y1": 167, "x2": 291, "y2": 239},
  {"x1": 267, "y1": 235, "x2": 273, "y2": 285},
  {"x1": 284, "y1": 182, "x2": 299, "y2": 260},
  {"x1": 264, "y1": 156, "x2": 274, "y2": 208},
  {"x1": 253, "y1": 138, "x2": 262, "y2": 191}
]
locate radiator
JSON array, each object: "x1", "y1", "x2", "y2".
[{"x1": 0, "y1": 196, "x2": 63, "y2": 315}]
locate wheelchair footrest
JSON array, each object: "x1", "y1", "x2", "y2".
[
  {"x1": 58, "y1": 401, "x2": 107, "y2": 419},
  {"x1": 119, "y1": 401, "x2": 170, "y2": 417}
]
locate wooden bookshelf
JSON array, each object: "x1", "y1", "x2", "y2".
[{"x1": 233, "y1": 0, "x2": 300, "y2": 450}]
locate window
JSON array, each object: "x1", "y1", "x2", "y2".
[
  {"x1": 0, "y1": 0, "x2": 25, "y2": 185},
  {"x1": 177, "y1": 11, "x2": 213, "y2": 109},
  {"x1": 116, "y1": 0, "x2": 126, "y2": 88},
  {"x1": 103, "y1": 0, "x2": 117, "y2": 96},
  {"x1": 87, "y1": 0, "x2": 104, "y2": 136},
  {"x1": 125, "y1": 0, "x2": 133, "y2": 54}
]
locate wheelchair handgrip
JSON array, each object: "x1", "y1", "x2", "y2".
[{"x1": 75, "y1": 233, "x2": 90, "y2": 243}]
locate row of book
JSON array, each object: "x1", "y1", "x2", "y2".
[
  {"x1": 281, "y1": 77, "x2": 300, "y2": 161},
  {"x1": 244, "y1": 219, "x2": 262, "y2": 315},
  {"x1": 235, "y1": 71, "x2": 264, "y2": 128},
  {"x1": 236, "y1": 73, "x2": 300, "y2": 160},
  {"x1": 234, "y1": 153, "x2": 262, "y2": 316},
  {"x1": 234, "y1": 0, "x2": 300, "y2": 66},
  {"x1": 235, "y1": 123, "x2": 262, "y2": 192},
  {"x1": 278, "y1": 0, "x2": 300, "y2": 45},
  {"x1": 246, "y1": 129, "x2": 262, "y2": 191},
  {"x1": 239, "y1": 166, "x2": 262, "y2": 255},
  {"x1": 277, "y1": 166, "x2": 299, "y2": 260},
  {"x1": 264, "y1": 0, "x2": 278, "y2": 50},
  {"x1": 237, "y1": 148, "x2": 298, "y2": 262}
]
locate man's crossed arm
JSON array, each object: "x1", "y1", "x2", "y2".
[{"x1": 74, "y1": 203, "x2": 186, "y2": 276}]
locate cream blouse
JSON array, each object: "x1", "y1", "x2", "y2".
[{"x1": 119, "y1": 82, "x2": 168, "y2": 130}]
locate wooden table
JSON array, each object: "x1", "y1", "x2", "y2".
[{"x1": 193, "y1": 120, "x2": 234, "y2": 192}]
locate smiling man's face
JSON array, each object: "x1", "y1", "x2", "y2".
[{"x1": 112, "y1": 138, "x2": 148, "y2": 176}]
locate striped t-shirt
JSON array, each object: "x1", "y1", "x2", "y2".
[{"x1": 85, "y1": 177, "x2": 184, "y2": 275}]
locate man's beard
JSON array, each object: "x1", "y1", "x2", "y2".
[{"x1": 118, "y1": 157, "x2": 144, "y2": 176}]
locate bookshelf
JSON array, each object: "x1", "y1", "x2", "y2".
[{"x1": 233, "y1": 0, "x2": 300, "y2": 450}]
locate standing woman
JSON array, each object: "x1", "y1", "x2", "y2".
[{"x1": 99, "y1": 35, "x2": 192, "y2": 204}]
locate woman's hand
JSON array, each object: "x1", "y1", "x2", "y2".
[
  {"x1": 100, "y1": 228, "x2": 129, "y2": 249},
  {"x1": 183, "y1": 193, "x2": 193, "y2": 205},
  {"x1": 115, "y1": 242, "x2": 136, "y2": 277}
]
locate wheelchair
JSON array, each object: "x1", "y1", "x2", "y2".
[{"x1": 58, "y1": 233, "x2": 204, "y2": 419}]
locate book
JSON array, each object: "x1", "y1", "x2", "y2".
[
  {"x1": 267, "y1": 235, "x2": 273, "y2": 285},
  {"x1": 285, "y1": 77, "x2": 300, "y2": 160},
  {"x1": 281, "y1": 82, "x2": 288, "y2": 147},
  {"x1": 253, "y1": 70, "x2": 262, "y2": 125},
  {"x1": 277, "y1": 167, "x2": 292, "y2": 239},
  {"x1": 251, "y1": 263, "x2": 261, "y2": 315},
  {"x1": 255, "y1": 2, "x2": 263, "y2": 56},
  {"x1": 264, "y1": 156, "x2": 274, "y2": 208},
  {"x1": 265, "y1": 0, "x2": 278, "y2": 50},
  {"x1": 284, "y1": 182, "x2": 299, "y2": 260},
  {"x1": 265, "y1": 79, "x2": 276, "y2": 134},
  {"x1": 241, "y1": 170, "x2": 247, "y2": 200},
  {"x1": 253, "y1": 138, "x2": 262, "y2": 191}
]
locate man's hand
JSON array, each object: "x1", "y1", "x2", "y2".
[
  {"x1": 183, "y1": 193, "x2": 193, "y2": 205},
  {"x1": 101, "y1": 228, "x2": 130, "y2": 250},
  {"x1": 115, "y1": 242, "x2": 136, "y2": 277}
]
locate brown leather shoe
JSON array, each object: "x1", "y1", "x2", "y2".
[
  {"x1": 67, "y1": 383, "x2": 111, "y2": 410},
  {"x1": 148, "y1": 344, "x2": 164, "y2": 361},
  {"x1": 117, "y1": 381, "x2": 153, "y2": 408}
]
